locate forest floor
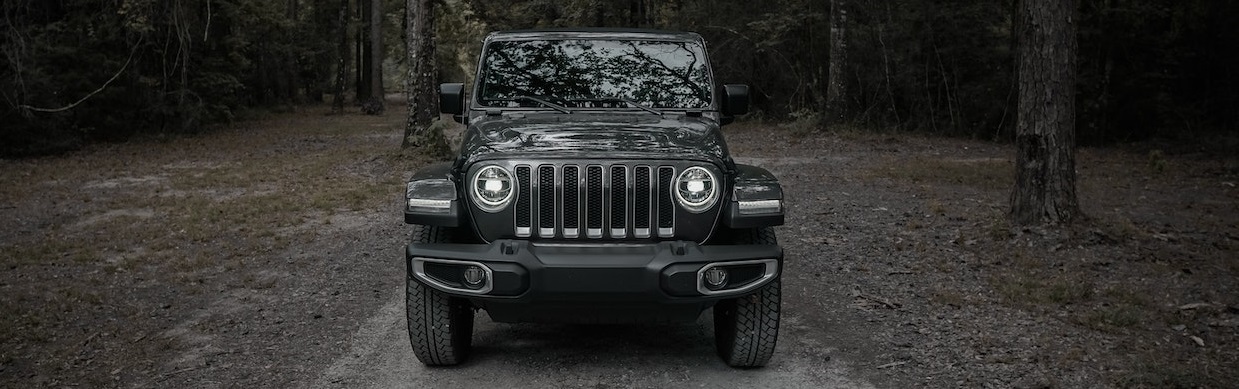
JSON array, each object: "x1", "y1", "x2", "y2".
[{"x1": 1, "y1": 104, "x2": 1236, "y2": 388}]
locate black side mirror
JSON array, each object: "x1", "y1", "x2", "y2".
[
  {"x1": 439, "y1": 83, "x2": 465, "y2": 118},
  {"x1": 722, "y1": 84, "x2": 750, "y2": 116}
]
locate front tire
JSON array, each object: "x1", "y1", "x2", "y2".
[
  {"x1": 407, "y1": 225, "x2": 474, "y2": 366},
  {"x1": 713, "y1": 227, "x2": 781, "y2": 367}
]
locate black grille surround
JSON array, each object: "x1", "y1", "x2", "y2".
[{"x1": 467, "y1": 160, "x2": 724, "y2": 243}]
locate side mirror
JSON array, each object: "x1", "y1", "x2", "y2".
[
  {"x1": 721, "y1": 84, "x2": 750, "y2": 117},
  {"x1": 439, "y1": 83, "x2": 465, "y2": 117}
]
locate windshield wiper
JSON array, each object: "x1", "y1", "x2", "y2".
[
  {"x1": 514, "y1": 95, "x2": 572, "y2": 114},
  {"x1": 599, "y1": 96, "x2": 662, "y2": 115}
]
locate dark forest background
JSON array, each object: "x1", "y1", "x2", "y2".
[{"x1": 3, "y1": 0, "x2": 1236, "y2": 156}]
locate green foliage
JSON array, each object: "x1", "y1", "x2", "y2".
[
  {"x1": 452, "y1": 0, "x2": 1235, "y2": 143},
  {"x1": 404, "y1": 119, "x2": 454, "y2": 160},
  {"x1": 435, "y1": 0, "x2": 488, "y2": 85},
  {"x1": 2, "y1": 0, "x2": 339, "y2": 156},
  {"x1": 2, "y1": 0, "x2": 1235, "y2": 156},
  {"x1": 1078, "y1": 0, "x2": 1239, "y2": 144}
]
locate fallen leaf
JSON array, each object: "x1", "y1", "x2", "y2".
[
  {"x1": 877, "y1": 361, "x2": 908, "y2": 369},
  {"x1": 1190, "y1": 335, "x2": 1205, "y2": 347},
  {"x1": 1207, "y1": 319, "x2": 1239, "y2": 328},
  {"x1": 1178, "y1": 302, "x2": 1215, "y2": 310}
]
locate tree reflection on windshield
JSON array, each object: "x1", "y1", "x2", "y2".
[{"x1": 478, "y1": 39, "x2": 712, "y2": 109}]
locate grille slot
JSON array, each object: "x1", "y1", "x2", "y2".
[
  {"x1": 586, "y1": 166, "x2": 604, "y2": 238},
  {"x1": 513, "y1": 163, "x2": 675, "y2": 240},
  {"x1": 562, "y1": 166, "x2": 580, "y2": 238},
  {"x1": 657, "y1": 166, "x2": 675, "y2": 237},
  {"x1": 514, "y1": 166, "x2": 532, "y2": 237},
  {"x1": 538, "y1": 165, "x2": 555, "y2": 237},
  {"x1": 633, "y1": 166, "x2": 651, "y2": 238},
  {"x1": 609, "y1": 166, "x2": 627, "y2": 237}
]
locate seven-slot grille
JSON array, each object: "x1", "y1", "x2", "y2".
[{"x1": 513, "y1": 163, "x2": 676, "y2": 239}]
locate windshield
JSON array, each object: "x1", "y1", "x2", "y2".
[{"x1": 477, "y1": 39, "x2": 713, "y2": 109}]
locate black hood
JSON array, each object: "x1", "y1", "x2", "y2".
[{"x1": 457, "y1": 113, "x2": 731, "y2": 167}]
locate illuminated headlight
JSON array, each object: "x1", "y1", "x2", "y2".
[
  {"x1": 737, "y1": 199, "x2": 783, "y2": 215},
  {"x1": 470, "y1": 165, "x2": 514, "y2": 212},
  {"x1": 675, "y1": 166, "x2": 719, "y2": 213}
]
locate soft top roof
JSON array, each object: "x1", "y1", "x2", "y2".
[{"x1": 485, "y1": 28, "x2": 704, "y2": 44}]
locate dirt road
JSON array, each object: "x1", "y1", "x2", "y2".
[
  {"x1": 2, "y1": 107, "x2": 1235, "y2": 387},
  {"x1": 313, "y1": 286, "x2": 869, "y2": 388},
  {"x1": 307, "y1": 151, "x2": 882, "y2": 389}
]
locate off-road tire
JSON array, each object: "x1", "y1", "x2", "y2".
[
  {"x1": 713, "y1": 227, "x2": 780, "y2": 367},
  {"x1": 407, "y1": 225, "x2": 474, "y2": 366}
]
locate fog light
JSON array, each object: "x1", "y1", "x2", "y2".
[
  {"x1": 704, "y1": 267, "x2": 728, "y2": 288},
  {"x1": 463, "y1": 265, "x2": 486, "y2": 286}
]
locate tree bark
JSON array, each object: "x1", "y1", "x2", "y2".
[
  {"x1": 285, "y1": 0, "x2": 302, "y2": 103},
  {"x1": 356, "y1": 0, "x2": 371, "y2": 103},
  {"x1": 823, "y1": 0, "x2": 847, "y2": 126},
  {"x1": 401, "y1": 0, "x2": 448, "y2": 156},
  {"x1": 364, "y1": 0, "x2": 384, "y2": 114},
  {"x1": 332, "y1": 0, "x2": 349, "y2": 113},
  {"x1": 1010, "y1": 0, "x2": 1080, "y2": 225}
]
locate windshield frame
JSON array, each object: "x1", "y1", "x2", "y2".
[{"x1": 470, "y1": 33, "x2": 719, "y2": 114}]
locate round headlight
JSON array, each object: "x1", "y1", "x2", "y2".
[
  {"x1": 675, "y1": 166, "x2": 719, "y2": 213},
  {"x1": 471, "y1": 165, "x2": 514, "y2": 212}
]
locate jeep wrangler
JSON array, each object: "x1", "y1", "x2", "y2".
[{"x1": 402, "y1": 29, "x2": 786, "y2": 367}]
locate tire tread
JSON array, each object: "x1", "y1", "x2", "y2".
[
  {"x1": 713, "y1": 227, "x2": 781, "y2": 367},
  {"x1": 407, "y1": 225, "x2": 473, "y2": 366}
]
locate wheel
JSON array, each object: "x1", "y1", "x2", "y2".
[
  {"x1": 713, "y1": 227, "x2": 781, "y2": 367},
  {"x1": 407, "y1": 225, "x2": 474, "y2": 366}
]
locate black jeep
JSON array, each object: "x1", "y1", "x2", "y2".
[{"x1": 402, "y1": 29, "x2": 786, "y2": 367}]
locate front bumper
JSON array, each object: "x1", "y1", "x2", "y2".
[{"x1": 406, "y1": 240, "x2": 782, "y2": 323}]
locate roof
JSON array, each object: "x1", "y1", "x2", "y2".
[{"x1": 484, "y1": 28, "x2": 704, "y2": 43}]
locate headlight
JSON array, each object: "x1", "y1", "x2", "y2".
[
  {"x1": 675, "y1": 166, "x2": 719, "y2": 213},
  {"x1": 470, "y1": 165, "x2": 515, "y2": 212}
]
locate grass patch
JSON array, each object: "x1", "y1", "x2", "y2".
[
  {"x1": 0, "y1": 104, "x2": 429, "y2": 388},
  {"x1": 993, "y1": 272, "x2": 1094, "y2": 306},
  {"x1": 929, "y1": 288, "x2": 966, "y2": 307},
  {"x1": 0, "y1": 240, "x2": 94, "y2": 267},
  {"x1": 1117, "y1": 360, "x2": 1225, "y2": 388},
  {"x1": 1100, "y1": 284, "x2": 1153, "y2": 307},
  {"x1": 1081, "y1": 305, "x2": 1143, "y2": 331},
  {"x1": 1095, "y1": 214, "x2": 1147, "y2": 242},
  {"x1": 871, "y1": 156, "x2": 1013, "y2": 190},
  {"x1": 0, "y1": 290, "x2": 62, "y2": 344}
]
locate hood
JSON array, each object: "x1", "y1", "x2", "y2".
[{"x1": 457, "y1": 113, "x2": 730, "y2": 166}]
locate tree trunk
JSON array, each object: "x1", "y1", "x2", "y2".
[
  {"x1": 1010, "y1": 0, "x2": 1080, "y2": 225},
  {"x1": 356, "y1": 0, "x2": 371, "y2": 103},
  {"x1": 364, "y1": 0, "x2": 385, "y2": 114},
  {"x1": 332, "y1": 0, "x2": 349, "y2": 113},
  {"x1": 285, "y1": 0, "x2": 302, "y2": 103},
  {"x1": 629, "y1": 0, "x2": 647, "y2": 27},
  {"x1": 401, "y1": 0, "x2": 448, "y2": 156},
  {"x1": 823, "y1": 0, "x2": 847, "y2": 126}
]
